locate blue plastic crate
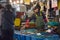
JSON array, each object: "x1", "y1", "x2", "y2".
[
  {"x1": 51, "y1": 35, "x2": 59, "y2": 40},
  {"x1": 20, "y1": 34, "x2": 26, "y2": 40},
  {"x1": 29, "y1": 34, "x2": 45, "y2": 40},
  {"x1": 25, "y1": 35, "x2": 31, "y2": 40},
  {"x1": 45, "y1": 36, "x2": 54, "y2": 40},
  {"x1": 14, "y1": 33, "x2": 32, "y2": 40},
  {"x1": 44, "y1": 34, "x2": 59, "y2": 40},
  {"x1": 14, "y1": 34, "x2": 21, "y2": 40},
  {"x1": 31, "y1": 36, "x2": 45, "y2": 40}
]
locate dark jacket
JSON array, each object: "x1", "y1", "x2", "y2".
[{"x1": 2, "y1": 8, "x2": 15, "y2": 30}]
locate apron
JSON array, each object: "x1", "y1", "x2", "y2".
[{"x1": 35, "y1": 14, "x2": 44, "y2": 29}]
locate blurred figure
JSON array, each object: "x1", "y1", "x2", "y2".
[
  {"x1": 0, "y1": 4, "x2": 4, "y2": 40},
  {"x1": 30, "y1": 7, "x2": 44, "y2": 32},
  {"x1": 2, "y1": 4, "x2": 15, "y2": 40}
]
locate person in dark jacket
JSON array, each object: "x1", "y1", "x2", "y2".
[
  {"x1": 2, "y1": 4, "x2": 15, "y2": 40},
  {"x1": 0, "y1": 4, "x2": 4, "y2": 40}
]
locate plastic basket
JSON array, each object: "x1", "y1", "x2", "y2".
[
  {"x1": 30, "y1": 34, "x2": 45, "y2": 40},
  {"x1": 31, "y1": 36, "x2": 45, "y2": 40},
  {"x1": 25, "y1": 35, "x2": 31, "y2": 40},
  {"x1": 20, "y1": 34, "x2": 26, "y2": 40},
  {"x1": 44, "y1": 34, "x2": 59, "y2": 40},
  {"x1": 14, "y1": 34, "x2": 21, "y2": 40}
]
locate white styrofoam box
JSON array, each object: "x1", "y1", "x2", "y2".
[
  {"x1": 12, "y1": 4, "x2": 26, "y2": 12},
  {"x1": 20, "y1": 5, "x2": 26, "y2": 12}
]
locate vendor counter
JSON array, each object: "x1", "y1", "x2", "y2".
[{"x1": 14, "y1": 30, "x2": 60, "y2": 40}]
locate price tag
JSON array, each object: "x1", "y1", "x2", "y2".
[{"x1": 56, "y1": 10, "x2": 59, "y2": 15}]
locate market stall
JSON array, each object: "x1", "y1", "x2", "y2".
[{"x1": 8, "y1": 0, "x2": 60, "y2": 40}]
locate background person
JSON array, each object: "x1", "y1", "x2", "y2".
[
  {"x1": 2, "y1": 4, "x2": 15, "y2": 40},
  {"x1": 0, "y1": 4, "x2": 4, "y2": 40}
]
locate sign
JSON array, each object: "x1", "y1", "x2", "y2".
[
  {"x1": 58, "y1": 0, "x2": 60, "y2": 9},
  {"x1": 24, "y1": 0, "x2": 30, "y2": 5},
  {"x1": 51, "y1": 0, "x2": 57, "y2": 8}
]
